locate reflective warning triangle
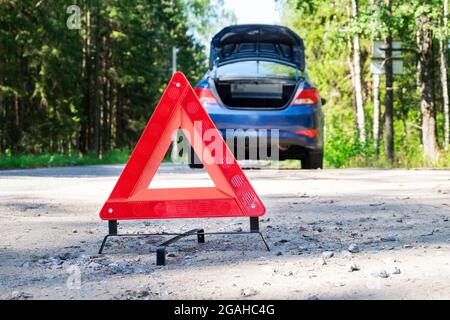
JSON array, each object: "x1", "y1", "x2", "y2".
[{"x1": 99, "y1": 72, "x2": 266, "y2": 220}]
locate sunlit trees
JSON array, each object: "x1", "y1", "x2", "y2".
[
  {"x1": 0, "y1": 0, "x2": 222, "y2": 156},
  {"x1": 282, "y1": 0, "x2": 450, "y2": 166}
]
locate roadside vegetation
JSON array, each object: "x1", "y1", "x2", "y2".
[
  {"x1": 1, "y1": 1, "x2": 450, "y2": 170},
  {"x1": 282, "y1": 0, "x2": 450, "y2": 168},
  {"x1": 0, "y1": 0, "x2": 234, "y2": 170},
  {"x1": 0, "y1": 149, "x2": 130, "y2": 170}
]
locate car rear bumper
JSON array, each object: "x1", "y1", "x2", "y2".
[{"x1": 204, "y1": 103, "x2": 323, "y2": 152}]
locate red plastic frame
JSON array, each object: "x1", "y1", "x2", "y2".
[{"x1": 99, "y1": 72, "x2": 266, "y2": 220}]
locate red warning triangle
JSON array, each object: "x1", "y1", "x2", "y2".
[{"x1": 99, "y1": 72, "x2": 266, "y2": 220}]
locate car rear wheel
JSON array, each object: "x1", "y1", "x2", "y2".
[{"x1": 301, "y1": 151, "x2": 323, "y2": 169}]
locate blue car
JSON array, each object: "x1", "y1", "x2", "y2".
[{"x1": 193, "y1": 24, "x2": 324, "y2": 169}]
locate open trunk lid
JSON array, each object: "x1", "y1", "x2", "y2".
[{"x1": 209, "y1": 24, "x2": 305, "y2": 71}]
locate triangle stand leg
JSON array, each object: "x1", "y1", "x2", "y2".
[
  {"x1": 155, "y1": 228, "x2": 204, "y2": 266},
  {"x1": 98, "y1": 218, "x2": 270, "y2": 266},
  {"x1": 250, "y1": 217, "x2": 270, "y2": 251},
  {"x1": 98, "y1": 220, "x2": 117, "y2": 254}
]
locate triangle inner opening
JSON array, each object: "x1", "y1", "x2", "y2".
[{"x1": 147, "y1": 130, "x2": 215, "y2": 189}]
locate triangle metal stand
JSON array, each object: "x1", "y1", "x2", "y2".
[{"x1": 98, "y1": 217, "x2": 270, "y2": 266}]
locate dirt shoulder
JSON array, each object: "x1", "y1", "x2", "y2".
[{"x1": 0, "y1": 165, "x2": 449, "y2": 299}]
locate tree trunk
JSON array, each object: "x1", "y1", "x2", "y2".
[
  {"x1": 351, "y1": 0, "x2": 366, "y2": 144},
  {"x1": 417, "y1": 1, "x2": 439, "y2": 161},
  {"x1": 0, "y1": 97, "x2": 4, "y2": 153},
  {"x1": 110, "y1": 80, "x2": 116, "y2": 148},
  {"x1": 441, "y1": 0, "x2": 449, "y2": 150},
  {"x1": 346, "y1": 39, "x2": 358, "y2": 130},
  {"x1": 384, "y1": 0, "x2": 394, "y2": 163},
  {"x1": 12, "y1": 94, "x2": 20, "y2": 153},
  {"x1": 79, "y1": 4, "x2": 91, "y2": 155},
  {"x1": 93, "y1": 3, "x2": 101, "y2": 156},
  {"x1": 370, "y1": 0, "x2": 382, "y2": 158},
  {"x1": 102, "y1": 44, "x2": 110, "y2": 154},
  {"x1": 115, "y1": 85, "x2": 124, "y2": 148},
  {"x1": 373, "y1": 73, "x2": 381, "y2": 158}
]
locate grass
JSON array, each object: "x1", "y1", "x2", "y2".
[
  {"x1": 2, "y1": 146, "x2": 450, "y2": 170},
  {"x1": 324, "y1": 146, "x2": 450, "y2": 169},
  {"x1": 267, "y1": 148, "x2": 450, "y2": 170},
  {"x1": 0, "y1": 150, "x2": 131, "y2": 170}
]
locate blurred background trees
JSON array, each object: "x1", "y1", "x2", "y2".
[
  {"x1": 0, "y1": 0, "x2": 234, "y2": 158},
  {"x1": 282, "y1": 0, "x2": 450, "y2": 167},
  {"x1": 1, "y1": 0, "x2": 449, "y2": 168}
]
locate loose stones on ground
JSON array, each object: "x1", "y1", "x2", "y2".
[
  {"x1": 347, "y1": 262, "x2": 360, "y2": 272},
  {"x1": 240, "y1": 287, "x2": 258, "y2": 297},
  {"x1": 348, "y1": 244, "x2": 359, "y2": 253}
]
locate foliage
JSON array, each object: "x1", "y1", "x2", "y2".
[
  {"x1": 281, "y1": 0, "x2": 450, "y2": 168},
  {"x1": 2, "y1": 0, "x2": 450, "y2": 169},
  {"x1": 0, "y1": 149, "x2": 131, "y2": 170},
  {"x1": 0, "y1": 0, "x2": 227, "y2": 158}
]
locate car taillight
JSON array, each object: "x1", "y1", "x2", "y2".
[
  {"x1": 295, "y1": 129, "x2": 318, "y2": 138},
  {"x1": 292, "y1": 88, "x2": 320, "y2": 105},
  {"x1": 194, "y1": 87, "x2": 218, "y2": 105}
]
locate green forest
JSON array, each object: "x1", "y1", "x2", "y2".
[
  {"x1": 283, "y1": 0, "x2": 450, "y2": 168},
  {"x1": 0, "y1": 0, "x2": 234, "y2": 168},
  {"x1": 0, "y1": 0, "x2": 449, "y2": 169}
]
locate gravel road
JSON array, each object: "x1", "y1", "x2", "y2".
[{"x1": 0, "y1": 164, "x2": 449, "y2": 300}]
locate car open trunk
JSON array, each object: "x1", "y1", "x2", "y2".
[
  {"x1": 213, "y1": 79, "x2": 298, "y2": 109},
  {"x1": 209, "y1": 24, "x2": 305, "y2": 71},
  {"x1": 209, "y1": 25, "x2": 304, "y2": 109}
]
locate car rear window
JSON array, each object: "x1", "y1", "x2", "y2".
[{"x1": 216, "y1": 61, "x2": 298, "y2": 80}]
